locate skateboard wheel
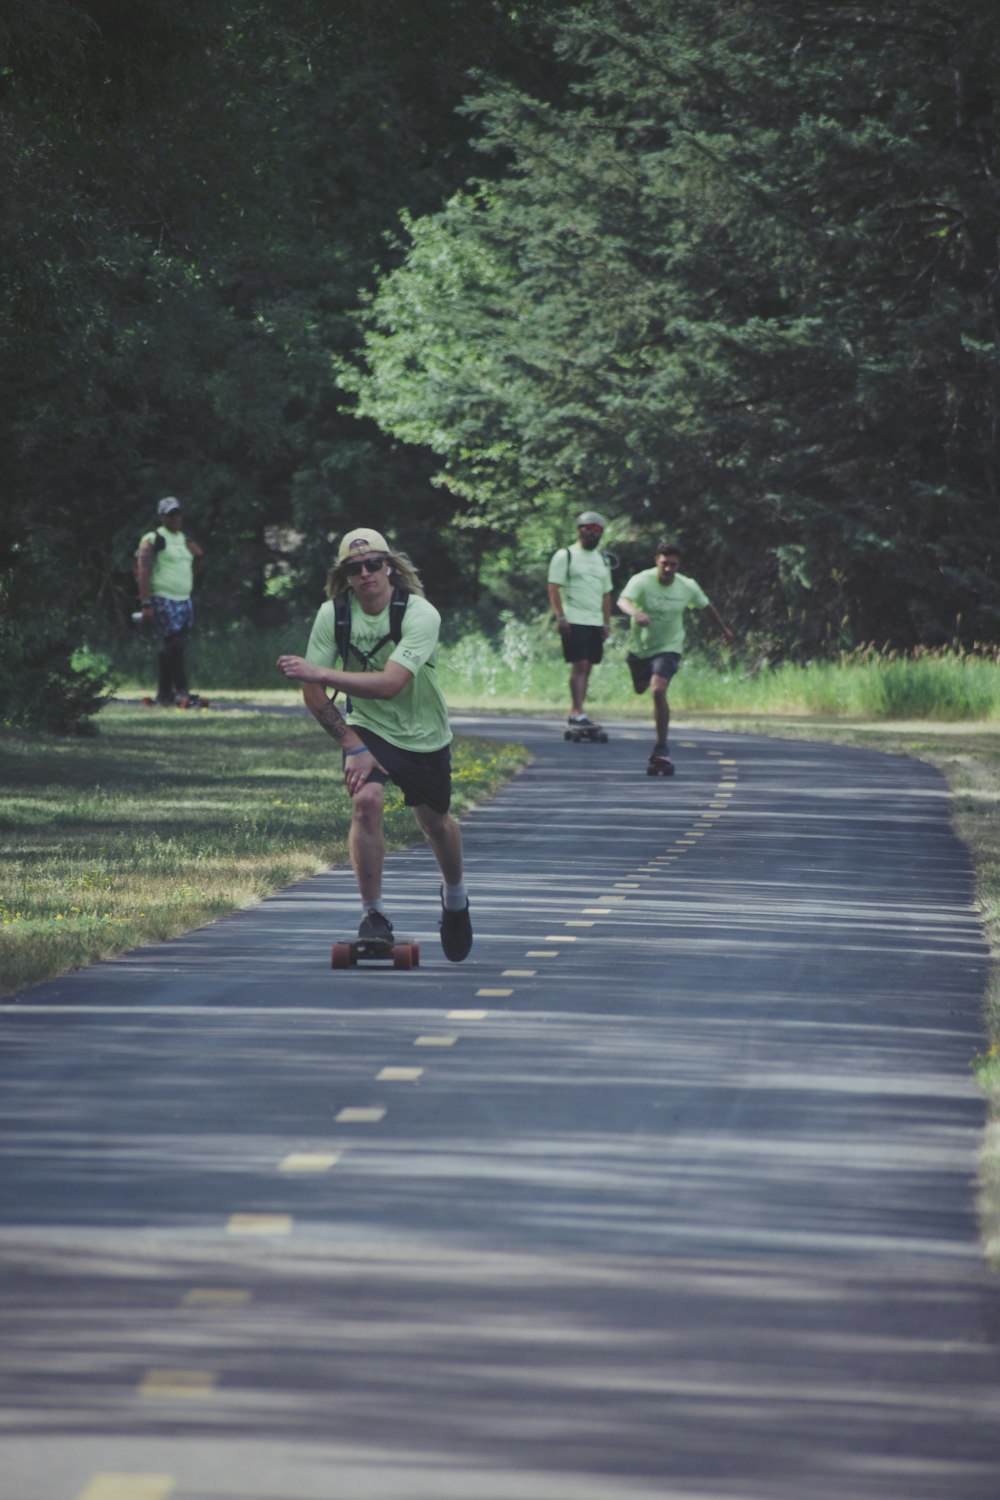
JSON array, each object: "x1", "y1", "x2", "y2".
[
  {"x1": 331, "y1": 942, "x2": 354, "y2": 969},
  {"x1": 392, "y1": 942, "x2": 415, "y2": 970},
  {"x1": 411, "y1": 941, "x2": 420, "y2": 967},
  {"x1": 597, "y1": 731, "x2": 608, "y2": 743},
  {"x1": 564, "y1": 729, "x2": 573, "y2": 741}
]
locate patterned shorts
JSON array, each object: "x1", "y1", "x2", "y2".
[{"x1": 152, "y1": 596, "x2": 194, "y2": 639}]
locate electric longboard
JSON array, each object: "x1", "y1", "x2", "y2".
[
  {"x1": 564, "y1": 725, "x2": 608, "y2": 743},
  {"x1": 331, "y1": 937, "x2": 420, "y2": 970},
  {"x1": 646, "y1": 754, "x2": 675, "y2": 777}
]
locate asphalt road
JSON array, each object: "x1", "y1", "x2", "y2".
[{"x1": 2, "y1": 715, "x2": 998, "y2": 1500}]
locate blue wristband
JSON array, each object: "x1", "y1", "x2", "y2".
[{"x1": 344, "y1": 745, "x2": 367, "y2": 757}]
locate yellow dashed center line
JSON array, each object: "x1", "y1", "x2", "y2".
[
  {"x1": 376, "y1": 1067, "x2": 424, "y2": 1082},
  {"x1": 280, "y1": 1151, "x2": 341, "y2": 1172},
  {"x1": 138, "y1": 1369, "x2": 216, "y2": 1400},
  {"x1": 414, "y1": 1034, "x2": 457, "y2": 1047},
  {"x1": 448, "y1": 1009, "x2": 487, "y2": 1019},
  {"x1": 582, "y1": 908, "x2": 611, "y2": 915},
  {"x1": 181, "y1": 1289, "x2": 251, "y2": 1308},
  {"x1": 335, "y1": 1107, "x2": 386, "y2": 1124},
  {"x1": 76, "y1": 1477, "x2": 175, "y2": 1500},
  {"x1": 565, "y1": 920, "x2": 596, "y2": 927},
  {"x1": 502, "y1": 969, "x2": 536, "y2": 977},
  {"x1": 226, "y1": 1214, "x2": 292, "y2": 1236},
  {"x1": 476, "y1": 988, "x2": 513, "y2": 997}
]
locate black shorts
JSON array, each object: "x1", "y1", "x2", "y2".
[
  {"x1": 627, "y1": 651, "x2": 681, "y2": 694},
  {"x1": 348, "y1": 727, "x2": 452, "y2": 814},
  {"x1": 561, "y1": 623, "x2": 606, "y2": 665}
]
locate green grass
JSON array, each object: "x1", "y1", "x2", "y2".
[
  {"x1": 0, "y1": 704, "x2": 529, "y2": 997},
  {"x1": 84, "y1": 617, "x2": 1000, "y2": 722}
]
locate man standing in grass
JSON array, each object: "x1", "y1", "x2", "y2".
[
  {"x1": 617, "y1": 541, "x2": 735, "y2": 773},
  {"x1": 547, "y1": 511, "x2": 614, "y2": 730},
  {"x1": 276, "y1": 527, "x2": 472, "y2": 962},
  {"x1": 136, "y1": 496, "x2": 204, "y2": 707}
]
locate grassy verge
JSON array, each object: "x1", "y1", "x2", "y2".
[
  {"x1": 0, "y1": 703, "x2": 530, "y2": 997},
  {"x1": 673, "y1": 712, "x2": 1000, "y2": 1268}
]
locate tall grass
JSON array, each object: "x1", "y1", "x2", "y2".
[
  {"x1": 437, "y1": 622, "x2": 1000, "y2": 723},
  {"x1": 82, "y1": 615, "x2": 1000, "y2": 722}
]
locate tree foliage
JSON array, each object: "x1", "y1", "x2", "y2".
[
  {"x1": 1, "y1": 0, "x2": 569, "y2": 726},
  {"x1": 347, "y1": 0, "x2": 1000, "y2": 650}
]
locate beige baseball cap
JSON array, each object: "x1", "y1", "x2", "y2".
[{"x1": 336, "y1": 527, "x2": 391, "y2": 563}]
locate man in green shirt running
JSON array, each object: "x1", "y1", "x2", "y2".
[
  {"x1": 276, "y1": 526, "x2": 472, "y2": 962},
  {"x1": 618, "y1": 540, "x2": 735, "y2": 773}
]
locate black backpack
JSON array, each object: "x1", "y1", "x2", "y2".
[{"x1": 333, "y1": 585, "x2": 409, "y2": 709}]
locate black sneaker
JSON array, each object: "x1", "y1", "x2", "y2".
[
  {"x1": 358, "y1": 909, "x2": 394, "y2": 942},
  {"x1": 439, "y1": 888, "x2": 473, "y2": 963},
  {"x1": 568, "y1": 713, "x2": 596, "y2": 727}
]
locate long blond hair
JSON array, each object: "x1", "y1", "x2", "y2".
[{"x1": 326, "y1": 548, "x2": 426, "y2": 600}]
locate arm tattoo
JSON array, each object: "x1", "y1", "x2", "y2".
[{"x1": 313, "y1": 698, "x2": 350, "y2": 743}]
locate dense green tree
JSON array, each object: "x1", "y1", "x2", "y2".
[
  {"x1": 346, "y1": 0, "x2": 1000, "y2": 650},
  {"x1": 1, "y1": 0, "x2": 570, "y2": 726}
]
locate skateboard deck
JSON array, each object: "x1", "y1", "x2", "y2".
[
  {"x1": 646, "y1": 754, "x2": 675, "y2": 777},
  {"x1": 564, "y1": 725, "x2": 608, "y2": 743},
  {"x1": 331, "y1": 937, "x2": 421, "y2": 970}
]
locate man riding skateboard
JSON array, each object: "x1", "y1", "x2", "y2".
[
  {"x1": 547, "y1": 511, "x2": 614, "y2": 733},
  {"x1": 617, "y1": 541, "x2": 735, "y2": 774},
  {"x1": 276, "y1": 526, "x2": 472, "y2": 962}
]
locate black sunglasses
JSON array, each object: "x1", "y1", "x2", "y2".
[{"x1": 344, "y1": 555, "x2": 388, "y2": 576}]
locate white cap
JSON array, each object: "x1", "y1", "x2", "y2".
[{"x1": 336, "y1": 527, "x2": 391, "y2": 562}]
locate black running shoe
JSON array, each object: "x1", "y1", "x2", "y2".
[
  {"x1": 439, "y1": 888, "x2": 473, "y2": 962},
  {"x1": 568, "y1": 713, "x2": 596, "y2": 727},
  {"x1": 358, "y1": 909, "x2": 394, "y2": 942}
]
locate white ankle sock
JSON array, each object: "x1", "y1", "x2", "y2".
[{"x1": 442, "y1": 880, "x2": 468, "y2": 911}]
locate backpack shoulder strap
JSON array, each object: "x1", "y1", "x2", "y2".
[
  {"x1": 334, "y1": 593, "x2": 352, "y2": 668},
  {"x1": 389, "y1": 584, "x2": 409, "y2": 643}
]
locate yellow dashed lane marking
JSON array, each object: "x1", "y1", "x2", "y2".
[
  {"x1": 614, "y1": 883, "x2": 640, "y2": 890},
  {"x1": 377, "y1": 1067, "x2": 424, "y2": 1082},
  {"x1": 582, "y1": 908, "x2": 611, "y2": 914},
  {"x1": 565, "y1": 920, "x2": 595, "y2": 927},
  {"x1": 336, "y1": 1107, "x2": 386, "y2": 1123},
  {"x1": 525, "y1": 950, "x2": 558, "y2": 957},
  {"x1": 138, "y1": 1369, "x2": 216, "y2": 1399},
  {"x1": 476, "y1": 988, "x2": 513, "y2": 997},
  {"x1": 280, "y1": 1151, "x2": 341, "y2": 1172},
  {"x1": 448, "y1": 1008, "x2": 487, "y2": 1018},
  {"x1": 414, "y1": 1034, "x2": 457, "y2": 1046},
  {"x1": 181, "y1": 1289, "x2": 251, "y2": 1308},
  {"x1": 502, "y1": 969, "x2": 536, "y2": 977},
  {"x1": 77, "y1": 1477, "x2": 175, "y2": 1500},
  {"x1": 226, "y1": 1214, "x2": 292, "y2": 1236},
  {"x1": 543, "y1": 935, "x2": 578, "y2": 942}
]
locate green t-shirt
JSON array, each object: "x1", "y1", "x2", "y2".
[
  {"x1": 620, "y1": 568, "x2": 709, "y2": 656},
  {"x1": 141, "y1": 526, "x2": 194, "y2": 601},
  {"x1": 547, "y1": 543, "x2": 613, "y2": 626},
  {"x1": 304, "y1": 593, "x2": 451, "y2": 753}
]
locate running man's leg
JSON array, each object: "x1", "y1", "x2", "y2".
[
  {"x1": 413, "y1": 802, "x2": 464, "y2": 886},
  {"x1": 415, "y1": 802, "x2": 472, "y2": 961},
  {"x1": 651, "y1": 674, "x2": 671, "y2": 748}
]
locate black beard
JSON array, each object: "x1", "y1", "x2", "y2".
[{"x1": 580, "y1": 535, "x2": 601, "y2": 550}]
